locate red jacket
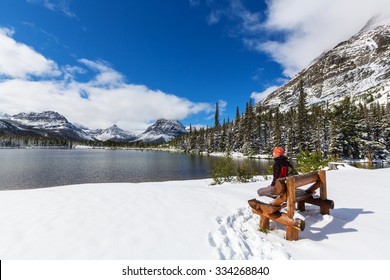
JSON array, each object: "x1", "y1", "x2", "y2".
[{"x1": 271, "y1": 156, "x2": 294, "y2": 186}]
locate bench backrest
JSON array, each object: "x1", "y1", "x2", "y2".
[{"x1": 275, "y1": 171, "x2": 321, "y2": 195}]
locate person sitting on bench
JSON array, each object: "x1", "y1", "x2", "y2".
[{"x1": 257, "y1": 147, "x2": 296, "y2": 197}]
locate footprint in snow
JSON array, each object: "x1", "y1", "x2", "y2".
[{"x1": 208, "y1": 207, "x2": 292, "y2": 260}]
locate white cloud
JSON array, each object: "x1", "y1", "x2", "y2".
[
  {"x1": 62, "y1": 64, "x2": 85, "y2": 81},
  {"x1": 199, "y1": 0, "x2": 390, "y2": 103},
  {"x1": 78, "y1": 59, "x2": 125, "y2": 88},
  {"x1": 250, "y1": 86, "x2": 280, "y2": 103},
  {"x1": 260, "y1": 0, "x2": 390, "y2": 77},
  {"x1": 203, "y1": 0, "x2": 390, "y2": 79},
  {"x1": 0, "y1": 28, "x2": 212, "y2": 131},
  {"x1": 0, "y1": 27, "x2": 61, "y2": 79}
]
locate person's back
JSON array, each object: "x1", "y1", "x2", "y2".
[
  {"x1": 271, "y1": 155, "x2": 290, "y2": 185},
  {"x1": 257, "y1": 147, "x2": 292, "y2": 197}
]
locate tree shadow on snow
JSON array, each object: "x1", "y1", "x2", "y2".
[{"x1": 300, "y1": 207, "x2": 374, "y2": 241}]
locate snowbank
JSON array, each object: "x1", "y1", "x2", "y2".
[{"x1": 0, "y1": 164, "x2": 389, "y2": 260}]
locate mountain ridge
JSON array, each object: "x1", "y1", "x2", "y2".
[
  {"x1": 259, "y1": 24, "x2": 390, "y2": 111},
  {"x1": 0, "y1": 111, "x2": 185, "y2": 144},
  {"x1": 134, "y1": 119, "x2": 186, "y2": 143}
]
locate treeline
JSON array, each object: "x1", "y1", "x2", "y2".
[
  {"x1": 0, "y1": 135, "x2": 91, "y2": 148},
  {"x1": 173, "y1": 83, "x2": 390, "y2": 161},
  {"x1": 0, "y1": 134, "x2": 161, "y2": 149}
]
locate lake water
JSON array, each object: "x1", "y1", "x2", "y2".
[
  {"x1": 0, "y1": 149, "x2": 273, "y2": 190},
  {"x1": 1, "y1": 149, "x2": 388, "y2": 191}
]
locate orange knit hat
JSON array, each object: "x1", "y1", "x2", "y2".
[{"x1": 273, "y1": 147, "x2": 285, "y2": 157}]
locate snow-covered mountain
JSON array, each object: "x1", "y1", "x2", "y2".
[
  {"x1": 134, "y1": 119, "x2": 187, "y2": 143},
  {"x1": 12, "y1": 111, "x2": 68, "y2": 127},
  {"x1": 259, "y1": 23, "x2": 390, "y2": 111},
  {"x1": 91, "y1": 125, "x2": 137, "y2": 142},
  {"x1": 0, "y1": 111, "x2": 186, "y2": 144},
  {"x1": 0, "y1": 112, "x2": 11, "y2": 118},
  {"x1": 1, "y1": 111, "x2": 93, "y2": 141}
]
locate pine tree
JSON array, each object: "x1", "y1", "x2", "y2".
[
  {"x1": 272, "y1": 106, "x2": 282, "y2": 146},
  {"x1": 198, "y1": 127, "x2": 206, "y2": 153},
  {"x1": 214, "y1": 102, "x2": 221, "y2": 129},
  {"x1": 297, "y1": 80, "x2": 308, "y2": 151},
  {"x1": 219, "y1": 119, "x2": 227, "y2": 152},
  {"x1": 310, "y1": 104, "x2": 323, "y2": 153},
  {"x1": 189, "y1": 125, "x2": 197, "y2": 152},
  {"x1": 255, "y1": 108, "x2": 266, "y2": 154},
  {"x1": 235, "y1": 106, "x2": 240, "y2": 123},
  {"x1": 330, "y1": 97, "x2": 361, "y2": 158},
  {"x1": 242, "y1": 101, "x2": 257, "y2": 155},
  {"x1": 322, "y1": 101, "x2": 331, "y2": 158},
  {"x1": 225, "y1": 119, "x2": 233, "y2": 152},
  {"x1": 285, "y1": 107, "x2": 298, "y2": 155},
  {"x1": 233, "y1": 106, "x2": 242, "y2": 151},
  {"x1": 214, "y1": 102, "x2": 221, "y2": 151}
]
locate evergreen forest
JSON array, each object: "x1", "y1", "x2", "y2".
[{"x1": 173, "y1": 85, "x2": 390, "y2": 162}]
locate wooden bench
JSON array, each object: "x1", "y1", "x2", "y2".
[{"x1": 248, "y1": 170, "x2": 334, "y2": 241}]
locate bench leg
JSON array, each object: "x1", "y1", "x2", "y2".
[
  {"x1": 286, "y1": 226, "x2": 299, "y2": 241},
  {"x1": 259, "y1": 215, "x2": 270, "y2": 232},
  {"x1": 320, "y1": 205, "x2": 330, "y2": 215},
  {"x1": 319, "y1": 170, "x2": 329, "y2": 215},
  {"x1": 297, "y1": 201, "x2": 305, "y2": 212}
]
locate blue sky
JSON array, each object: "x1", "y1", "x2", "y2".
[{"x1": 1, "y1": 0, "x2": 389, "y2": 131}]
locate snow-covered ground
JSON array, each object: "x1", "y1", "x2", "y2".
[{"x1": 0, "y1": 164, "x2": 389, "y2": 260}]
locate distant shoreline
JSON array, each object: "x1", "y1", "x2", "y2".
[{"x1": 2, "y1": 145, "x2": 390, "y2": 165}]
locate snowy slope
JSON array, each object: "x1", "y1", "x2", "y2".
[
  {"x1": 134, "y1": 119, "x2": 187, "y2": 143},
  {"x1": 0, "y1": 164, "x2": 389, "y2": 260},
  {"x1": 91, "y1": 125, "x2": 137, "y2": 142},
  {"x1": 260, "y1": 24, "x2": 390, "y2": 111},
  {"x1": 8, "y1": 111, "x2": 94, "y2": 141}
]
